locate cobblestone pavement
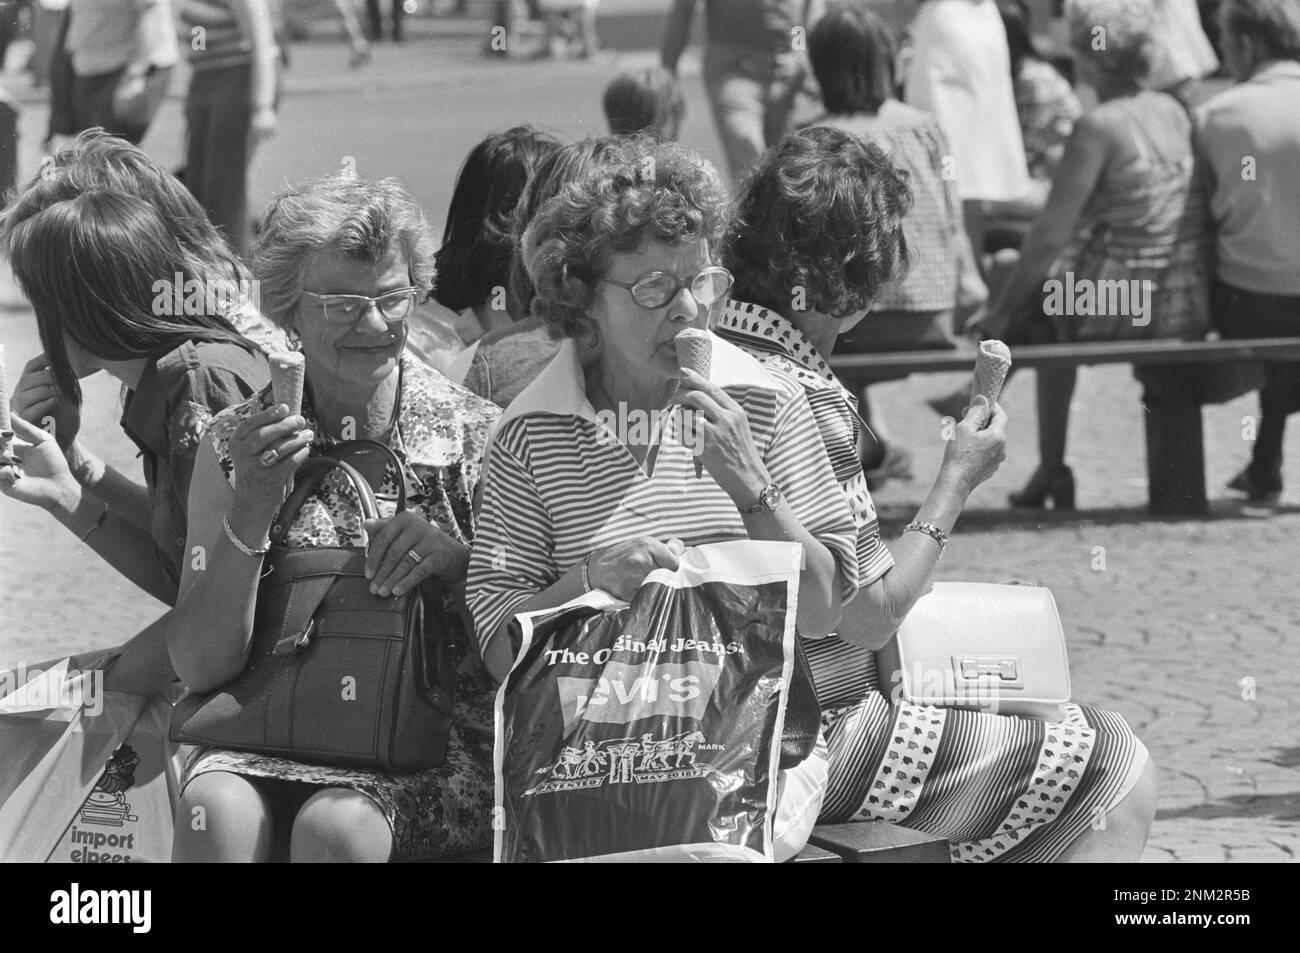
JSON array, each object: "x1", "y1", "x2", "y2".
[{"x1": 2, "y1": 38, "x2": 1297, "y2": 863}]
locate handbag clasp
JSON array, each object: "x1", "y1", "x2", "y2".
[
  {"x1": 955, "y1": 656, "x2": 1020, "y2": 682},
  {"x1": 273, "y1": 620, "x2": 315, "y2": 656}
]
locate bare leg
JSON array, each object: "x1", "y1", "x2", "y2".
[
  {"x1": 1057, "y1": 758, "x2": 1158, "y2": 863},
  {"x1": 290, "y1": 788, "x2": 393, "y2": 862},
  {"x1": 1035, "y1": 364, "x2": 1077, "y2": 470},
  {"x1": 172, "y1": 772, "x2": 274, "y2": 862}
]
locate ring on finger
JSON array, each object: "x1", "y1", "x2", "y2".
[
  {"x1": 404, "y1": 548, "x2": 424, "y2": 565},
  {"x1": 260, "y1": 448, "x2": 279, "y2": 466}
]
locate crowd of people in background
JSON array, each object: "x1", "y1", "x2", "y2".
[{"x1": 1, "y1": 0, "x2": 1298, "y2": 862}]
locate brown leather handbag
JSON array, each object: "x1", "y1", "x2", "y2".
[{"x1": 170, "y1": 441, "x2": 457, "y2": 770}]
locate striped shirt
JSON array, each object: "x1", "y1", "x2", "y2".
[
  {"x1": 715, "y1": 300, "x2": 895, "y2": 588},
  {"x1": 466, "y1": 334, "x2": 859, "y2": 657}
]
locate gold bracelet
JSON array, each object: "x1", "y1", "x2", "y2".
[
  {"x1": 79, "y1": 503, "x2": 109, "y2": 543},
  {"x1": 580, "y1": 554, "x2": 593, "y2": 593}
]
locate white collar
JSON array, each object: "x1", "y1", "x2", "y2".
[{"x1": 498, "y1": 331, "x2": 780, "y2": 426}]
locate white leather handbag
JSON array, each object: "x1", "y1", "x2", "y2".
[{"x1": 875, "y1": 582, "x2": 1072, "y2": 719}]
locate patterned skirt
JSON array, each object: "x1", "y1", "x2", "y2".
[
  {"x1": 806, "y1": 638, "x2": 1149, "y2": 862},
  {"x1": 182, "y1": 671, "x2": 497, "y2": 861}
]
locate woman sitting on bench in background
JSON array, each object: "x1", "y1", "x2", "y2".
[
  {"x1": 969, "y1": 0, "x2": 1211, "y2": 510},
  {"x1": 720, "y1": 125, "x2": 1158, "y2": 862}
]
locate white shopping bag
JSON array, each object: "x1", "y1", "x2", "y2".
[{"x1": 0, "y1": 657, "x2": 183, "y2": 863}]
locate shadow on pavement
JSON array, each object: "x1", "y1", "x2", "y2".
[
  {"x1": 1157, "y1": 791, "x2": 1300, "y2": 822},
  {"x1": 879, "y1": 500, "x2": 1300, "y2": 534}
]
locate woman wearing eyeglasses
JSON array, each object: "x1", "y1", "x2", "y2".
[
  {"x1": 466, "y1": 136, "x2": 859, "y2": 858},
  {"x1": 168, "y1": 174, "x2": 503, "y2": 862}
]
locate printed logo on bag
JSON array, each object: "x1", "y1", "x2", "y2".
[
  {"x1": 49, "y1": 883, "x2": 151, "y2": 933},
  {"x1": 525, "y1": 728, "x2": 719, "y2": 796},
  {"x1": 65, "y1": 745, "x2": 143, "y2": 863}
]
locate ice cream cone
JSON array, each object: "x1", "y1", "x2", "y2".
[
  {"x1": 674, "y1": 330, "x2": 712, "y2": 477},
  {"x1": 268, "y1": 351, "x2": 306, "y2": 417},
  {"x1": 970, "y1": 340, "x2": 1011, "y2": 430}
]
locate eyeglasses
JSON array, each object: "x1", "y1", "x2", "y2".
[
  {"x1": 302, "y1": 287, "x2": 421, "y2": 325},
  {"x1": 597, "y1": 266, "x2": 733, "y2": 310}
]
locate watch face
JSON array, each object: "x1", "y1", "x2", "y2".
[{"x1": 761, "y1": 483, "x2": 781, "y2": 510}]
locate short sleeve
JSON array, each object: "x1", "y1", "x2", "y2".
[
  {"x1": 168, "y1": 355, "x2": 268, "y2": 518},
  {"x1": 465, "y1": 422, "x2": 558, "y2": 658},
  {"x1": 762, "y1": 387, "x2": 860, "y2": 609},
  {"x1": 798, "y1": 382, "x2": 895, "y2": 590}
]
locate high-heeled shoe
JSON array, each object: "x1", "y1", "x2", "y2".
[
  {"x1": 1227, "y1": 467, "x2": 1282, "y2": 503},
  {"x1": 1008, "y1": 465, "x2": 1075, "y2": 510}
]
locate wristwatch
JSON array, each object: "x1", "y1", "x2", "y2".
[{"x1": 738, "y1": 482, "x2": 782, "y2": 516}]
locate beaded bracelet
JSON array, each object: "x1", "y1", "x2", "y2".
[
  {"x1": 903, "y1": 520, "x2": 948, "y2": 557},
  {"x1": 223, "y1": 515, "x2": 270, "y2": 556}
]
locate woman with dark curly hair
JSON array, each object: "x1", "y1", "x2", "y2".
[
  {"x1": 467, "y1": 135, "x2": 860, "y2": 857},
  {"x1": 719, "y1": 125, "x2": 1158, "y2": 862}
]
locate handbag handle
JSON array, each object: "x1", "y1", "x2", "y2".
[
  {"x1": 271, "y1": 457, "x2": 378, "y2": 546},
  {"x1": 269, "y1": 439, "x2": 409, "y2": 546}
]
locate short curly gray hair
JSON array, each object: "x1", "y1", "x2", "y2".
[
  {"x1": 520, "y1": 136, "x2": 727, "y2": 339},
  {"x1": 1066, "y1": 0, "x2": 1154, "y2": 84},
  {"x1": 251, "y1": 174, "x2": 437, "y2": 328}
]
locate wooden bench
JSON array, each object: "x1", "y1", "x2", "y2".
[{"x1": 830, "y1": 337, "x2": 1300, "y2": 515}]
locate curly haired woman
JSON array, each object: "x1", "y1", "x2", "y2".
[{"x1": 719, "y1": 125, "x2": 1158, "y2": 862}]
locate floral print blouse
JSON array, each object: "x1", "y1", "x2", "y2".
[{"x1": 204, "y1": 353, "x2": 501, "y2": 552}]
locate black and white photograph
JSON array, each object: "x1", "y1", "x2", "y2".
[{"x1": 0, "y1": 0, "x2": 1294, "y2": 890}]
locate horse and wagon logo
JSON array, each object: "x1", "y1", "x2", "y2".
[{"x1": 525, "y1": 729, "x2": 713, "y2": 795}]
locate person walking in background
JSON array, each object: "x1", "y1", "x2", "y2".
[
  {"x1": 179, "y1": 0, "x2": 280, "y2": 257},
  {"x1": 364, "y1": 0, "x2": 402, "y2": 41},
  {"x1": 661, "y1": 0, "x2": 825, "y2": 183},
  {"x1": 332, "y1": 0, "x2": 371, "y2": 66},
  {"x1": 903, "y1": 0, "x2": 1031, "y2": 263},
  {"x1": 1196, "y1": 0, "x2": 1300, "y2": 502},
  {"x1": 52, "y1": 0, "x2": 179, "y2": 145}
]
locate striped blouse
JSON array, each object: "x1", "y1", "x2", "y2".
[
  {"x1": 715, "y1": 300, "x2": 895, "y2": 588},
  {"x1": 466, "y1": 334, "x2": 860, "y2": 658}
]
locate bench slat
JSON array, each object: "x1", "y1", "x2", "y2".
[
  {"x1": 809, "y1": 823, "x2": 951, "y2": 863},
  {"x1": 829, "y1": 336, "x2": 1300, "y2": 380},
  {"x1": 786, "y1": 844, "x2": 843, "y2": 863}
]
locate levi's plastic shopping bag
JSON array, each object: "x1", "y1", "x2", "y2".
[
  {"x1": 494, "y1": 540, "x2": 802, "y2": 863},
  {"x1": 0, "y1": 656, "x2": 184, "y2": 863}
]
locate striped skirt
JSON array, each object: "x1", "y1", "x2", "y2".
[{"x1": 806, "y1": 638, "x2": 1149, "y2": 862}]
